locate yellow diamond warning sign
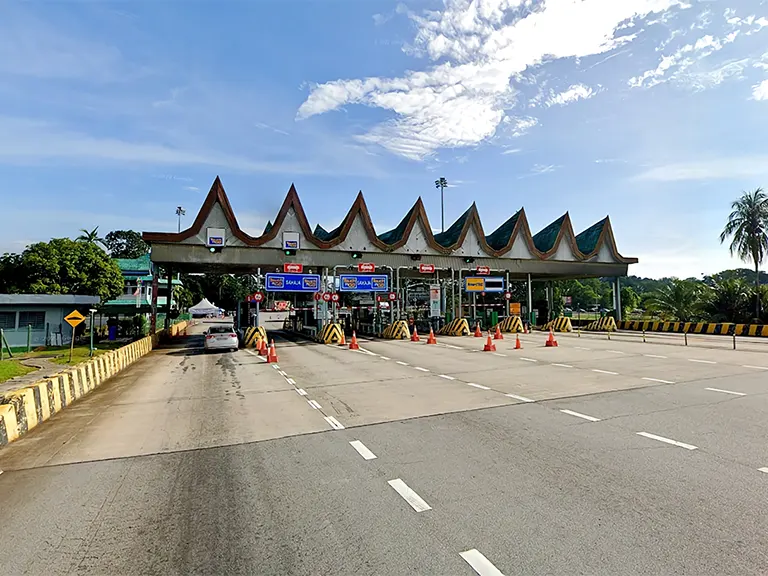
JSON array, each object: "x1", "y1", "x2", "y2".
[{"x1": 64, "y1": 310, "x2": 86, "y2": 328}]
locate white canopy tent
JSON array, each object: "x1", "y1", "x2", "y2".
[{"x1": 188, "y1": 298, "x2": 222, "y2": 317}]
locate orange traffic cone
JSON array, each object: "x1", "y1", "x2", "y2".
[
  {"x1": 349, "y1": 331, "x2": 360, "y2": 350},
  {"x1": 545, "y1": 329, "x2": 558, "y2": 347},
  {"x1": 523, "y1": 324, "x2": 528, "y2": 334},
  {"x1": 515, "y1": 334, "x2": 522, "y2": 349},
  {"x1": 267, "y1": 340, "x2": 279, "y2": 362},
  {"x1": 258, "y1": 337, "x2": 268, "y2": 356},
  {"x1": 483, "y1": 332, "x2": 496, "y2": 352},
  {"x1": 411, "y1": 327, "x2": 420, "y2": 342},
  {"x1": 494, "y1": 326, "x2": 503, "y2": 340},
  {"x1": 427, "y1": 328, "x2": 437, "y2": 344},
  {"x1": 339, "y1": 331, "x2": 346, "y2": 346},
  {"x1": 474, "y1": 323, "x2": 483, "y2": 337}
]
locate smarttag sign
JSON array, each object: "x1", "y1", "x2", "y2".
[
  {"x1": 464, "y1": 276, "x2": 505, "y2": 293},
  {"x1": 265, "y1": 273, "x2": 321, "y2": 292},
  {"x1": 339, "y1": 274, "x2": 389, "y2": 292}
]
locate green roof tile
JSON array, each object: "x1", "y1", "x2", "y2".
[
  {"x1": 575, "y1": 218, "x2": 607, "y2": 255},
  {"x1": 532, "y1": 215, "x2": 566, "y2": 253},
  {"x1": 485, "y1": 211, "x2": 521, "y2": 251},
  {"x1": 263, "y1": 220, "x2": 273, "y2": 235},
  {"x1": 115, "y1": 254, "x2": 151, "y2": 273},
  {"x1": 378, "y1": 203, "x2": 419, "y2": 245},
  {"x1": 434, "y1": 206, "x2": 473, "y2": 248}
]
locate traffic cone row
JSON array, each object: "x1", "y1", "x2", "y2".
[
  {"x1": 426, "y1": 328, "x2": 437, "y2": 345},
  {"x1": 411, "y1": 327, "x2": 420, "y2": 342},
  {"x1": 493, "y1": 326, "x2": 503, "y2": 340},
  {"x1": 258, "y1": 337, "x2": 268, "y2": 356},
  {"x1": 474, "y1": 323, "x2": 483, "y2": 337},
  {"x1": 349, "y1": 331, "x2": 360, "y2": 350}
]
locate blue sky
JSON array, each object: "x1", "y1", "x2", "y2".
[{"x1": 2, "y1": 0, "x2": 768, "y2": 278}]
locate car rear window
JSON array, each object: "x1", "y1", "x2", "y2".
[{"x1": 209, "y1": 325, "x2": 236, "y2": 334}]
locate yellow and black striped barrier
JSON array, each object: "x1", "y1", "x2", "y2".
[
  {"x1": 317, "y1": 323, "x2": 344, "y2": 344},
  {"x1": 382, "y1": 320, "x2": 410, "y2": 340},
  {"x1": 542, "y1": 316, "x2": 573, "y2": 332},
  {"x1": 584, "y1": 317, "x2": 617, "y2": 332},
  {"x1": 438, "y1": 318, "x2": 470, "y2": 336},
  {"x1": 618, "y1": 320, "x2": 768, "y2": 337},
  {"x1": 495, "y1": 316, "x2": 523, "y2": 333},
  {"x1": 243, "y1": 326, "x2": 265, "y2": 348}
]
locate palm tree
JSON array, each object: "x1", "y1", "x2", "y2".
[
  {"x1": 704, "y1": 278, "x2": 750, "y2": 323},
  {"x1": 646, "y1": 279, "x2": 704, "y2": 322},
  {"x1": 77, "y1": 226, "x2": 104, "y2": 246},
  {"x1": 720, "y1": 188, "x2": 768, "y2": 320}
]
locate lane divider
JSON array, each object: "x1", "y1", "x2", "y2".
[
  {"x1": 636, "y1": 431, "x2": 697, "y2": 450},
  {"x1": 704, "y1": 387, "x2": 746, "y2": 396},
  {"x1": 560, "y1": 409, "x2": 601, "y2": 422},
  {"x1": 349, "y1": 440, "x2": 377, "y2": 460},
  {"x1": 460, "y1": 549, "x2": 506, "y2": 576},
  {"x1": 387, "y1": 478, "x2": 432, "y2": 512},
  {"x1": 642, "y1": 377, "x2": 675, "y2": 384}
]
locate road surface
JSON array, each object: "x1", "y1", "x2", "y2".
[{"x1": 2, "y1": 322, "x2": 768, "y2": 574}]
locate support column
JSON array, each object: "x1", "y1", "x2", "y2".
[
  {"x1": 458, "y1": 269, "x2": 463, "y2": 319},
  {"x1": 451, "y1": 268, "x2": 455, "y2": 320},
  {"x1": 527, "y1": 273, "x2": 533, "y2": 325},
  {"x1": 164, "y1": 268, "x2": 172, "y2": 330},
  {"x1": 615, "y1": 277, "x2": 622, "y2": 321},
  {"x1": 150, "y1": 273, "x2": 158, "y2": 333}
]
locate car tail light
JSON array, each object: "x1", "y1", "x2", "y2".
[
  {"x1": 206, "y1": 334, "x2": 214, "y2": 339},
  {"x1": 230, "y1": 333, "x2": 237, "y2": 338}
]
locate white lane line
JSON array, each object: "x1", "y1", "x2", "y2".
[
  {"x1": 505, "y1": 393, "x2": 535, "y2": 403},
  {"x1": 592, "y1": 369, "x2": 618, "y2": 375},
  {"x1": 325, "y1": 416, "x2": 345, "y2": 430},
  {"x1": 519, "y1": 357, "x2": 537, "y2": 363},
  {"x1": 414, "y1": 366, "x2": 430, "y2": 372},
  {"x1": 607, "y1": 350, "x2": 626, "y2": 354},
  {"x1": 493, "y1": 352, "x2": 507, "y2": 357},
  {"x1": 560, "y1": 409, "x2": 601, "y2": 422},
  {"x1": 286, "y1": 378, "x2": 296, "y2": 385},
  {"x1": 759, "y1": 467, "x2": 768, "y2": 474},
  {"x1": 443, "y1": 344, "x2": 463, "y2": 350},
  {"x1": 467, "y1": 383, "x2": 491, "y2": 390},
  {"x1": 688, "y1": 359, "x2": 716, "y2": 364},
  {"x1": 296, "y1": 388, "x2": 307, "y2": 396},
  {"x1": 574, "y1": 346, "x2": 591, "y2": 350},
  {"x1": 272, "y1": 364, "x2": 280, "y2": 370},
  {"x1": 278, "y1": 370, "x2": 287, "y2": 377},
  {"x1": 459, "y1": 549, "x2": 506, "y2": 576},
  {"x1": 438, "y1": 374, "x2": 456, "y2": 380},
  {"x1": 244, "y1": 349, "x2": 267, "y2": 361},
  {"x1": 349, "y1": 440, "x2": 377, "y2": 460},
  {"x1": 387, "y1": 479, "x2": 432, "y2": 512},
  {"x1": 642, "y1": 377, "x2": 675, "y2": 384},
  {"x1": 380, "y1": 356, "x2": 391, "y2": 360},
  {"x1": 644, "y1": 354, "x2": 667, "y2": 359},
  {"x1": 358, "y1": 347, "x2": 377, "y2": 356},
  {"x1": 636, "y1": 431, "x2": 697, "y2": 450},
  {"x1": 396, "y1": 361, "x2": 409, "y2": 366},
  {"x1": 552, "y1": 363, "x2": 573, "y2": 368},
  {"x1": 743, "y1": 365, "x2": 768, "y2": 370},
  {"x1": 705, "y1": 387, "x2": 746, "y2": 396},
  {"x1": 307, "y1": 400, "x2": 322, "y2": 410}
]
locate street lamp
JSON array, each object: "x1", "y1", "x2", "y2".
[
  {"x1": 434, "y1": 178, "x2": 448, "y2": 233},
  {"x1": 175, "y1": 206, "x2": 186, "y2": 233}
]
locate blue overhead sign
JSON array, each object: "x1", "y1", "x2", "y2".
[
  {"x1": 265, "y1": 273, "x2": 321, "y2": 292},
  {"x1": 339, "y1": 274, "x2": 389, "y2": 292}
]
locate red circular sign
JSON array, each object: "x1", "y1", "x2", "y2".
[
  {"x1": 388, "y1": 292, "x2": 397, "y2": 301},
  {"x1": 314, "y1": 292, "x2": 322, "y2": 301},
  {"x1": 376, "y1": 295, "x2": 382, "y2": 302},
  {"x1": 253, "y1": 292, "x2": 264, "y2": 302},
  {"x1": 504, "y1": 292, "x2": 512, "y2": 300},
  {"x1": 322, "y1": 292, "x2": 332, "y2": 302},
  {"x1": 331, "y1": 293, "x2": 340, "y2": 303}
]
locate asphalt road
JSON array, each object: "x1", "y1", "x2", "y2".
[{"x1": 2, "y1": 322, "x2": 768, "y2": 574}]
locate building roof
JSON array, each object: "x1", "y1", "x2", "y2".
[
  {"x1": 0, "y1": 294, "x2": 101, "y2": 306},
  {"x1": 115, "y1": 254, "x2": 152, "y2": 274}
]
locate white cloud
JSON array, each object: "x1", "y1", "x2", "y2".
[
  {"x1": 503, "y1": 115, "x2": 538, "y2": 137},
  {"x1": 636, "y1": 155, "x2": 768, "y2": 181},
  {"x1": 501, "y1": 147, "x2": 521, "y2": 155},
  {"x1": 183, "y1": 186, "x2": 200, "y2": 192},
  {"x1": 546, "y1": 84, "x2": 595, "y2": 107},
  {"x1": 752, "y1": 79, "x2": 768, "y2": 101},
  {"x1": 298, "y1": 0, "x2": 689, "y2": 159}
]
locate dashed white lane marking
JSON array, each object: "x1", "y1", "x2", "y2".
[
  {"x1": 307, "y1": 400, "x2": 322, "y2": 410},
  {"x1": 592, "y1": 369, "x2": 618, "y2": 375},
  {"x1": 505, "y1": 393, "x2": 535, "y2": 403},
  {"x1": 552, "y1": 363, "x2": 573, "y2": 368},
  {"x1": 644, "y1": 354, "x2": 667, "y2": 359},
  {"x1": 560, "y1": 409, "x2": 601, "y2": 422},
  {"x1": 493, "y1": 352, "x2": 507, "y2": 357},
  {"x1": 642, "y1": 377, "x2": 675, "y2": 384},
  {"x1": 459, "y1": 549, "x2": 506, "y2": 576},
  {"x1": 286, "y1": 378, "x2": 296, "y2": 385},
  {"x1": 636, "y1": 431, "x2": 697, "y2": 450},
  {"x1": 438, "y1": 374, "x2": 456, "y2": 380},
  {"x1": 396, "y1": 361, "x2": 409, "y2": 366},
  {"x1": 272, "y1": 364, "x2": 280, "y2": 370},
  {"x1": 325, "y1": 416, "x2": 345, "y2": 430},
  {"x1": 380, "y1": 356, "x2": 391, "y2": 360},
  {"x1": 278, "y1": 370, "x2": 287, "y2": 377},
  {"x1": 519, "y1": 357, "x2": 537, "y2": 363},
  {"x1": 743, "y1": 365, "x2": 768, "y2": 370},
  {"x1": 443, "y1": 344, "x2": 463, "y2": 350},
  {"x1": 296, "y1": 388, "x2": 307, "y2": 396},
  {"x1": 358, "y1": 347, "x2": 377, "y2": 356},
  {"x1": 607, "y1": 350, "x2": 626, "y2": 354},
  {"x1": 467, "y1": 383, "x2": 491, "y2": 390},
  {"x1": 574, "y1": 346, "x2": 591, "y2": 350},
  {"x1": 705, "y1": 387, "x2": 746, "y2": 396},
  {"x1": 349, "y1": 440, "x2": 377, "y2": 460},
  {"x1": 759, "y1": 467, "x2": 768, "y2": 474},
  {"x1": 387, "y1": 479, "x2": 432, "y2": 512},
  {"x1": 414, "y1": 366, "x2": 430, "y2": 372},
  {"x1": 688, "y1": 359, "x2": 716, "y2": 364}
]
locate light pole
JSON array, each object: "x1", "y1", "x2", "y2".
[
  {"x1": 434, "y1": 177, "x2": 447, "y2": 233},
  {"x1": 88, "y1": 308, "x2": 97, "y2": 356},
  {"x1": 175, "y1": 206, "x2": 186, "y2": 233}
]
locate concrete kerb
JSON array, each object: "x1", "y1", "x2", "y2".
[{"x1": 0, "y1": 321, "x2": 188, "y2": 447}]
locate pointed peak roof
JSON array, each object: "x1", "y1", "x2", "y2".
[
  {"x1": 434, "y1": 204, "x2": 478, "y2": 248},
  {"x1": 377, "y1": 200, "x2": 422, "y2": 246},
  {"x1": 532, "y1": 214, "x2": 568, "y2": 253},
  {"x1": 575, "y1": 217, "x2": 608, "y2": 255},
  {"x1": 485, "y1": 209, "x2": 522, "y2": 251},
  {"x1": 263, "y1": 220, "x2": 273, "y2": 235}
]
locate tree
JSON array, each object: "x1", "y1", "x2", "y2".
[
  {"x1": 720, "y1": 188, "x2": 768, "y2": 319},
  {"x1": 646, "y1": 279, "x2": 704, "y2": 322},
  {"x1": 77, "y1": 226, "x2": 104, "y2": 246},
  {"x1": 620, "y1": 286, "x2": 640, "y2": 317},
  {"x1": 103, "y1": 230, "x2": 149, "y2": 259},
  {"x1": 704, "y1": 278, "x2": 751, "y2": 323},
  {"x1": 0, "y1": 253, "x2": 23, "y2": 293}
]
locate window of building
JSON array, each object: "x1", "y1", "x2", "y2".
[
  {"x1": 0, "y1": 312, "x2": 16, "y2": 330},
  {"x1": 18, "y1": 311, "x2": 46, "y2": 330}
]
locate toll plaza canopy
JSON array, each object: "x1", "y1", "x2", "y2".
[{"x1": 143, "y1": 176, "x2": 637, "y2": 278}]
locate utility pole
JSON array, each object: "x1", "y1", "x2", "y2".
[
  {"x1": 434, "y1": 177, "x2": 448, "y2": 233},
  {"x1": 175, "y1": 206, "x2": 186, "y2": 233}
]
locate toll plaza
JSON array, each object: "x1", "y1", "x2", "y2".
[{"x1": 142, "y1": 177, "x2": 638, "y2": 336}]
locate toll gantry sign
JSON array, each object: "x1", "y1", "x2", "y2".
[
  {"x1": 464, "y1": 276, "x2": 505, "y2": 292},
  {"x1": 265, "y1": 273, "x2": 321, "y2": 292},
  {"x1": 339, "y1": 274, "x2": 389, "y2": 292}
]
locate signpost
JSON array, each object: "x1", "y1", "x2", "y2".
[
  {"x1": 357, "y1": 263, "x2": 376, "y2": 273},
  {"x1": 418, "y1": 264, "x2": 435, "y2": 274},
  {"x1": 476, "y1": 266, "x2": 491, "y2": 275},
  {"x1": 64, "y1": 310, "x2": 86, "y2": 363},
  {"x1": 284, "y1": 263, "x2": 304, "y2": 274},
  {"x1": 339, "y1": 274, "x2": 389, "y2": 292},
  {"x1": 464, "y1": 276, "x2": 504, "y2": 292},
  {"x1": 265, "y1": 273, "x2": 321, "y2": 292}
]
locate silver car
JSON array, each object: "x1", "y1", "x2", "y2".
[{"x1": 204, "y1": 325, "x2": 239, "y2": 352}]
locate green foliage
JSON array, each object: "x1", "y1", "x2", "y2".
[
  {"x1": 645, "y1": 279, "x2": 706, "y2": 322},
  {"x1": 77, "y1": 226, "x2": 104, "y2": 245},
  {"x1": 620, "y1": 286, "x2": 640, "y2": 317},
  {"x1": 180, "y1": 273, "x2": 258, "y2": 312},
  {"x1": 0, "y1": 253, "x2": 23, "y2": 293},
  {"x1": 703, "y1": 278, "x2": 751, "y2": 323},
  {"x1": 103, "y1": 230, "x2": 149, "y2": 259}
]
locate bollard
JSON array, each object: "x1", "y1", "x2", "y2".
[
  {"x1": 733, "y1": 332, "x2": 736, "y2": 350},
  {"x1": 684, "y1": 332, "x2": 688, "y2": 346},
  {"x1": 578, "y1": 328, "x2": 581, "y2": 338},
  {"x1": 607, "y1": 330, "x2": 611, "y2": 341}
]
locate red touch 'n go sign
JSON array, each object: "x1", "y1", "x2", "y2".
[
  {"x1": 357, "y1": 262, "x2": 375, "y2": 273},
  {"x1": 418, "y1": 263, "x2": 435, "y2": 273},
  {"x1": 476, "y1": 266, "x2": 491, "y2": 275},
  {"x1": 284, "y1": 263, "x2": 304, "y2": 274},
  {"x1": 252, "y1": 292, "x2": 264, "y2": 303}
]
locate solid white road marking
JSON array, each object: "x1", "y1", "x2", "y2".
[
  {"x1": 759, "y1": 467, "x2": 768, "y2": 474},
  {"x1": 493, "y1": 352, "x2": 507, "y2": 357},
  {"x1": 380, "y1": 356, "x2": 391, "y2": 360},
  {"x1": 636, "y1": 431, "x2": 697, "y2": 450},
  {"x1": 325, "y1": 416, "x2": 345, "y2": 430},
  {"x1": 592, "y1": 369, "x2": 618, "y2": 375},
  {"x1": 705, "y1": 387, "x2": 746, "y2": 396},
  {"x1": 743, "y1": 365, "x2": 768, "y2": 370},
  {"x1": 520, "y1": 357, "x2": 537, "y2": 362},
  {"x1": 414, "y1": 367, "x2": 430, "y2": 372},
  {"x1": 272, "y1": 364, "x2": 280, "y2": 370},
  {"x1": 358, "y1": 347, "x2": 377, "y2": 356},
  {"x1": 396, "y1": 361, "x2": 409, "y2": 366},
  {"x1": 505, "y1": 393, "x2": 535, "y2": 403},
  {"x1": 467, "y1": 383, "x2": 491, "y2": 390},
  {"x1": 644, "y1": 354, "x2": 667, "y2": 359},
  {"x1": 349, "y1": 440, "x2": 377, "y2": 460},
  {"x1": 552, "y1": 363, "x2": 573, "y2": 368},
  {"x1": 607, "y1": 350, "x2": 626, "y2": 354},
  {"x1": 459, "y1": 549, "x2": 506, "y2": 576},
  {"x1": 443, "y1": 344, "x2": 463, "y2": 350},
  {"x1": 244, "y1": 349, "x2": 266, "y2": 361},
  {"x1": 438, "y1": 374, "x2": 456, "y2": 380},
  {"x1": 688, "y1": 359, "x2": 716, "y2": 364},
  {"x1": 307, "y1": 400, "x2": 322, "y2": 410},
  {"x1": 296, "y1": 388, "x2": 307, "y2": 396},
  {"x1": 642, "y1": 377, "x2": 675, "y2": 384},
  {"x1": 387, "y1": 479, "x2": 432, "y2": 512},
  {"x1": 560, "y1": 409, "x2": 601, "y2": 422}
]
